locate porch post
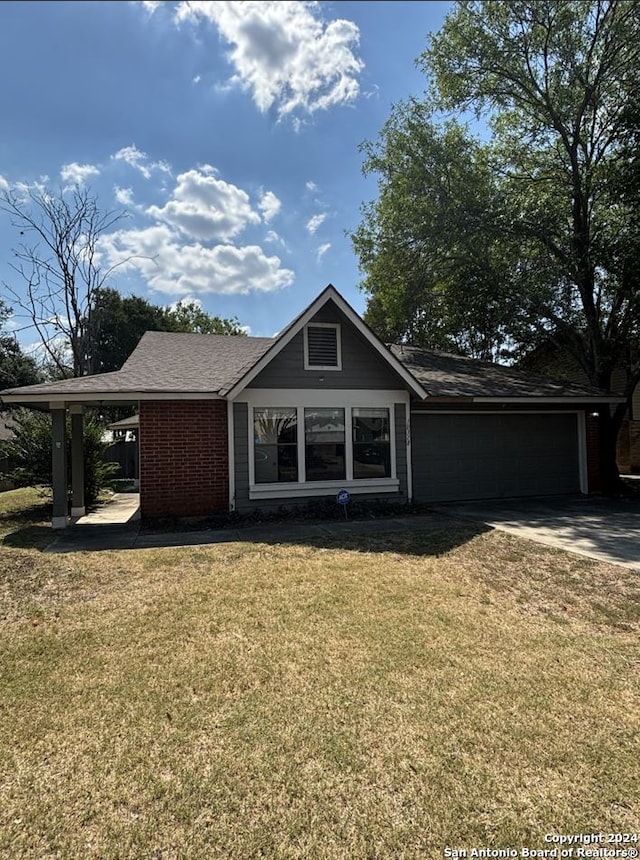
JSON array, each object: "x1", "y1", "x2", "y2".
[
  {"x1": 50, "y1": 404, "x2": 69, "y2": 529},
  {"x1": 70, "y1": 405, "x2": 85, "y2": 517}
]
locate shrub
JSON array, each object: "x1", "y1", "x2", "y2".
[{"x1": 0, "y1": 408, "x2": 117, "y2": 506}]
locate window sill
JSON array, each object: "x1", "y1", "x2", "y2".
[{"x1": 249, "y1": 478, "x2": 400, "y2": 501}]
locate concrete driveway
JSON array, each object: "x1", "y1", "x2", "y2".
[{"x1": 435, "y1": 495, "x2": 640, "y2": 571}]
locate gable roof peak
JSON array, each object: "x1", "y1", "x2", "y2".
[{"x1": 224, "y1": 284, "x2": 428, "y2": 400}]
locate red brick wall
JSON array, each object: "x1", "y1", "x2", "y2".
[
  {"x1": 139, "y1": 400, "x2": 228, "y2": 518},
  {"x1": 617, "y1": 417, "x2": 631, "y2": 474},
  {"x1": 585, "y1": 412, "x2": 601, "y2": 492},
  {"x1": 631, "y1": 420, "x2": 640, "y2": 472},
  {"x1": 617, "y1": 417, "x2": 640, "y2": 473}
]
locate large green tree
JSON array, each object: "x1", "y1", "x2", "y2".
[
  {"x1": 86, "y1": 289, "x2": 170, "y2": 375},
  {"x1": 86, "y1": 288, "x2": 245, "y2": 374},
  {"x1": 165, "y1": 299, "x2": 244, "y2": 337},
  {"x1": 352, "y1": 0, "x2": 640, "y2": 488},
  {"x1": 0, "y1": 301, "x2": 41, "y2": 390}
]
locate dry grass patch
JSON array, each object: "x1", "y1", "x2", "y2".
[{"x1": 1, "y1": 526, "x2": 639, "y2": 859}]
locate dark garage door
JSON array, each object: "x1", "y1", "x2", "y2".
[{"x1": 411, "y1": 412, "x2": 581, "y2": 502}]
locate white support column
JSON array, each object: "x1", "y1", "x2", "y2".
[
  {"x1": 405, "y1": 396, "x2": 413, "y2": 504},
  {"x1": 70, "y1": 404, "x2": 85, "y2": 517},
  {"x1": 50, "y1": 404, "x2": 69, "y2": 529}
]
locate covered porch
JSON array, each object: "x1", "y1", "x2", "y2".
[{"x1": 1, "y1": 392, "x2": 139, "y2": 530}]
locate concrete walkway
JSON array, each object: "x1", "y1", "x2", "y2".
[
  {"x1": 47, "y1": 507, "x2": 466, "y2": 553},
  {"x1": 435, "y1": 495, "x2": 640, "y2": 571},
  {"x1": 73, "y1": 492, "x2": 140, "y2": 525}
]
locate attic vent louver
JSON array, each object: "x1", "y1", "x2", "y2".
[{"x1": 305, "y1": 323, "x2": 341, "y2": 370}]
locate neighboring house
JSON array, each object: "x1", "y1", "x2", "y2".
[
  {"x1": 105, "y1": 414, "x2": 139, "y2": 483},
  {"x1": 107, "y1": 413, "x2": 139, "y2": 442},
  {"x1": 520, "y1": 344, "x2": 640, "y2": 473},
  {"x1": 0, "y1": 285, "x2": 622, "y2": 528}
]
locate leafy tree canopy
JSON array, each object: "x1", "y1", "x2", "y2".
[
  {"x1": 0, "y1": 300, "x2": 41, "y2": 390},
  {"x1": 87, "y1": 289, "x2": 245, "y2": 374},
  {"x1": 165, "y1": 299, "x2": 244, "y2": 337},
  {"x1": 352, "y1": 0, "x2": 640, "y2": 486}
]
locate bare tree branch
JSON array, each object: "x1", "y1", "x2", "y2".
[{"x1": 0, "y1": 186, "x2": 130, "y2": 377}]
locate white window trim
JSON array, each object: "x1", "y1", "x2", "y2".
[
  {"x1": 244, "y1": 389, "x2": 408, "y2": 500},
  {"x1": 303, "y1": 322, "x2": 342, "y2": 371},
  {"x1": 251, "y1": 478, "x2": 400, "y2": 500}
]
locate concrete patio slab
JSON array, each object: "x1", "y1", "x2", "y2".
[
  {"x1": 435, "y1": 495, "x2": 640, "y2": 571},
  {"x1": 74, "y1": 492, "x2": 140, "y2": 525}
]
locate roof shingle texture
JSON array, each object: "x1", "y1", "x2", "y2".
[
  {"x1": 389, "y1": 344, "x2": 607, "y2": 398},
  {"x1": 1, "y1": 332, "x2": 274, "y2": 396},
  {"x1": 1, "y1": 331, "x2": 610, "y2": 400}
]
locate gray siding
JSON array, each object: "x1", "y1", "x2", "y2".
[
  {"x1": 411, "y1": 412, "x2": 581, "y2": 502},
  {"x1": 251, "y1": 301, "x2": 401, "y2": 390}
]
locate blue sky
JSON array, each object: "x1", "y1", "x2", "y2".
[{"x1": 0, "y1": 0, "x2": 452, "y2": 349}]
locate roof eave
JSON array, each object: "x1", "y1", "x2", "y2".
[
  {"x1": 472, "y1": 395, "x2": 625, "y2": 404},
  {"x1": 1, "y1": 391, "x2": 224, "y2": 407}
]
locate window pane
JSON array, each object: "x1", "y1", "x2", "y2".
[
  {"x1": 304, "y1": 408, "x2": 345, "y2": 481},
  {"x1": 352, "y1": 408, "x2": 391, "y2": 479},
  {"x1": 254, "y1": 408, "x2": 298, "y2": 483}
]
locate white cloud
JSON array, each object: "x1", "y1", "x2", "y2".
[
  {"x1": 316, "y1": 242, "x2": 331, "y2": 261},
  {"x1": 306, "y1": 213, "x2": 326, "y2": 235},
  {"x1": 10, "y1": 177, "x2": 49, "y2": 202},
  {"x1": 114, "y1": 186, "x2": 135, "y2": 206},
  {"x1": 112, "y1": 145, "x2": 150, "y2": 178},
  {"x1": 141, "y1": 0, "x2": 161, "y2": 12},
  {"x1": 265, "y1": 229, "x2": 286, "y2": 247},
  {"x1": 112, "y1": 145, "x2": 171, "y2": 180},
  {"x1": 258, "y1": 190, "x2": 281, "y2": 223},
  {"x1": 0, "y1": 175, "x2": 10, "y2": 193},
  {"x1": 174, "y1": 1, "x2": 364, "y2": 121},
  {"x1": 60, "y1": 162, "x2": 101, "y2": 187},
  {"x1": 147, "y1": 165, "x2": 260, "y2": 241},
  {"x1": 168, "y1": 295, "x2": 202, "y2": 311},
  {"x1": 23, "y1": 334, "x2": 71, "y2": 365},
  {"x1": 192, "y1": 74, "x2": 201, "y2": 84},
  {"x1": 305, "y1": 180, "x2": 318, "y2": 192},
  {"x1": 100, "y1": 225, "x2": 294, "y2": 296}
]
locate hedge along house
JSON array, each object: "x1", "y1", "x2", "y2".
[{"x1": 0, "y1": 285, "x2": 623, "y2": 529}]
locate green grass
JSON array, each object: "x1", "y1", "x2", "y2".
[
  {"x1": 0, "y1": 486, "x2": 52, "y2": 549},
  {"x1": 0, "y1": 491, "x2": 639, "y2": 858}
]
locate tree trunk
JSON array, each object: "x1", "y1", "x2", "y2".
[{"x1": 597, "y1": 403, "x2": 627, "y2": 493}]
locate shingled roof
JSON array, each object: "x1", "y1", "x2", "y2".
[
  {"x1": 0, "y1": 332, "x2": 274, "y2": 398},
  {"x1": 389, "y1": 344, "x2": 611, "y2": 399},
  {"x1": 0, "y1": 328, "x2": 619, "y2": 404}
]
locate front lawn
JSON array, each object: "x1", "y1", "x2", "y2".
[
  {"x1": 0, "y1": 486, "x2": 51, "y2": 550},
  {"x1": 1, "y1": 503, "x2": 639, "y2": 858}
]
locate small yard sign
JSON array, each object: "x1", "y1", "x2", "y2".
[{"x1": 336, "y1": 488, "x2": 351, "y2": 520}]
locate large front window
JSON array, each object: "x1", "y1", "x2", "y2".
[
  {"x1": 249, "y1": 402, "x2": 398, "y2": 494},
  {"x1": 304, "y1": 407, "x2": 345, "y2": 481},
  {"x1": 254, "y1": 407, "x2": 298, "y2": 484},
  {"x1": 352, "y1": 408, "x2": 391, "y2": 479}
]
